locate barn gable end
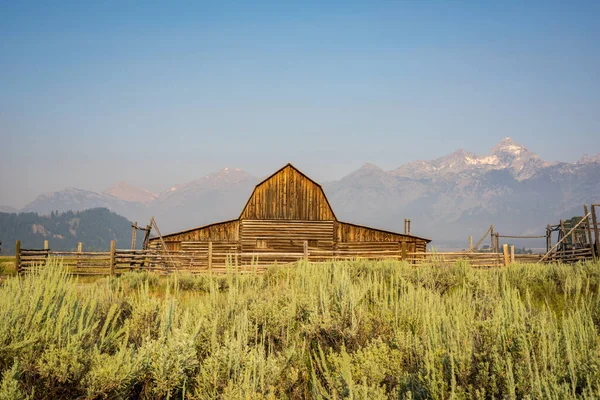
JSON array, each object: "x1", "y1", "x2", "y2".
[{"x1": 239, "y1": 164, "x2": 336, "y2": 221}]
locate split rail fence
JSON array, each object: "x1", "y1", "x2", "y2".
[{"x1": 15, "y1": 239, "x2": 545, "y2": 276}]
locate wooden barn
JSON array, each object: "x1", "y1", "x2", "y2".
[{"x1": 149, "y1": 164, "x2": 430, "y2": 265}]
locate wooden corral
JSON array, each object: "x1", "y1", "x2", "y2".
[{"x1": 148, "y1": 163, "x2": 431, "y2": 267}]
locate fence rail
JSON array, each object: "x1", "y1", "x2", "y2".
[{"x1": 13, "y1": 239, "x2": 593, "y2": 276}]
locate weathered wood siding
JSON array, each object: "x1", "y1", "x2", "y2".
[
  {"x1": 240, "y1": 165, "x2": 335, "y2": 221},
  {"x1": 149, "y1": 220, "x2": 239, "y2": 243},
  {"x1": 240, "y1": 220, "x2": 334, "y2": 252},
  {"x1": 335, "y1": 222, "x2": 427, "y2": 253}
]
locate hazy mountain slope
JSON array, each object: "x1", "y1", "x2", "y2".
[
  {"x1": 103, "y1": 182, "x2": 157, "y2": 204},
  {"x1": 13, "y1": 138, "x2": 600, "y2": 248},
  {"x1": 149, "y1": 168, "x2": 259, "y2": 232},
  {"x1": 0, "y1": 208, "x2": 142, "y2": 254},
  {"x1": 327, "y1": 140, "x2": 600, "y2": 247},
  {"x1": 21, "y1": 188, "x2": 150, "y2": 223}
]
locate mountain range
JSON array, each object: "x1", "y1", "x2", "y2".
[
  {"x1": 6, "y1": 138, "x2": 600, "y2": 248},
  {"x1": 0, "y1": 208, "x2": 142, "y2": 254}
]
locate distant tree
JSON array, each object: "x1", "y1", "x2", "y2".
[{"x1": 0, "y1": 208, "x2": 142, "y2": 255}]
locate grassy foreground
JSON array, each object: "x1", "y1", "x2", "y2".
[{"x1": 1, "y1": 260, "x2": 600, "y2": 399}]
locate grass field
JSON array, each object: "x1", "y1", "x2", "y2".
[
  {"x1": 0, "y1": 256, "x2": 15, "y2": 276},
  {"x1": 1, "y1": 259, "x2": 600, "y2": 399}
]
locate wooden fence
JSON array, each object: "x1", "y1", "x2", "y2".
[{"x1": 14, "y1": 239, "x2": 558, "y2": 276}]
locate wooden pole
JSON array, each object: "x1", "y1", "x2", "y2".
[
  {"x1": 546, "y1": 224, "x2": 552, "y2": 253},
  {"x1": 303, "y1": 240, "x2": 308, "y2": 261},
  {"x1": 142, "y1": 225, "x2": 152, "y2": 250},
  {"x1": 131, "y1": 222, "x2": 138, "y2": 250},
  {"x1": 592, "y1": 205, "x2": 599, "y2": 257},
  {"x1": 109, "y1": 240, "x2": 116, "y2": 276},
  {"x1": 208, "y1": 241, "x2": 213, "y2": 270},
  {"x1": 490, "y1": 225, "x2": 495, "y2": 252},
  {"x1": 401, "y1": 241, "x2": 407, "y2": 261},
  {"x1": 559, "y1": 219, "x2": 566, "y2": 251},
  {"x1": 510, "y1": 245, "x2": 515, "y2": 264},
  {"x1": 472, "y1": 225, "x2": 492, "y2": 251},
  {"x1": 15, "y1": 240, "x2": 20, "y2": 274},
  {"x1": 582, "y1": 206, "x2": 594, "y2": 259},
  {"x1": 468, "y1": 236, "x2": 473, "y2": 252},
  {"x1": 539, "y1": 213, "x2": 591, "y2": 262},
  {"x1": 77, "y1": 242, "x2": 82, "y2": 253},
  {"x1": 408, "y1": 219, "x2": 411, "y2": 235},
  {"x1": 404, "y1": 219, "x2": 407, "y2": 234},
  {"x1": 43, "y1": 240, "x2": 48, "y2": 250},
  {"x1": 503, "y1": 244, "x2": 509, "y2": 266},
  {"x1": 150, "y1": 217, "x2": 177, "y2": 269}
]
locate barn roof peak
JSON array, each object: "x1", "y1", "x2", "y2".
[
  {"x1": 254, "y1": 163, "x2": 324, "y2": 189},
  {"x1": 239, "y1": 162, "x2": 337, "y2": 220}
]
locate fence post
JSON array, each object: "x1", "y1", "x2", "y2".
[
  {"x1": 131, "y1": 222, "x2": 138, "y2": 250},
  {"x1": 490, "y1": 225, "x2": 495, "y2": 252},
  {"x1": 110, "y1": 240, "x2": 116, "y2": 276},
  {"x1": 592, "y1": 205, "x2": 599, "y2": 257},
  {"x1": 510, "y1": 245, "x2": 515, "y2": 264},
  {"x1": 43, "y1": 239, "x2": 49, "y2": 264},
  {"x1": 15, "y1": 240, "x2": 20, "y2": 274},
  {"x1": 208, "y1": 241, "x2": 213, "y2": 270},
  {"x1": 546, "y1": 225, "x2": 552, "y2": 253},
  {"x1": 503, "y1": 244, "x2": 509, "y2": 266},
  {"x1": 303, "y1": 240, "x2": 308, "y2": 261},
  {"x1": 468, "y1": 236, "x2": 473, "y2": 252},
  {"x1": 401, "y1": 241, "x2": 407, "y2": 261}
]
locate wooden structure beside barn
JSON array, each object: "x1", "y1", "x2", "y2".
[{"x1": 148, "y1": 164, "x2": 430, "y2": 265}]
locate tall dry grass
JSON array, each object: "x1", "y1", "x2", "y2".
[{"x1": 1, "y1": 259, "x2": 600, "y2": 399}]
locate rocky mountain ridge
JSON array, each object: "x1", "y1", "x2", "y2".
[{"x1": 10, "y1": 138, "x2": 600, "y2": 247}]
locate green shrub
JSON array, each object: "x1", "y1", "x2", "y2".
[{"x1": 2, "y1": 259, "x2": 600, "y2": 398}]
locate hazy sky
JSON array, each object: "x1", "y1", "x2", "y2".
[{"x1": 1, "y1": 1, "x2": 599, "y2": 208}]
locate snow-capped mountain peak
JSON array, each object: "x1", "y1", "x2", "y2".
[{"x1": 390, "y1": 137, "x2": 547, "y2": 180}]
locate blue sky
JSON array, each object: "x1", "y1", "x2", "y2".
[{"x1": 1, "y1": 1, "x2": 599, "y2": 207}]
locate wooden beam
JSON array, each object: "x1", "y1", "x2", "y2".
[
  {"x1": 490, "y1": 225, "x2": 495, "y2": 252},
  {"x1": 77, "y1": 242, "x2": 82, "y2": 253},
  {"x1": 472, "y1": 225, "x2": 492, "y2": 251},
  {"x1": 539, "y1": 213, "x2": 591, "y2": 262},
  {"x1": 559, "y1": 219, "x2": 566, "y2": 251},
  {"x1": 150, "y1": 217, "x2": 177, "y2": 269},
  {"x1": 592, "y1": 205, "x2": 599, "y2": 257},
  {"x1": 208, "y1": 241, "x2": 213, "y2": 270},
  {"x1": 109, "y1": 240, "x2": 116, "y2": 276},
  {"x1": 580, "y1": 207, "x2": 589, "y2": 246},
  {"x1": 303, "y1": 240, "x2": 308, "y2": 261},
  {"x1": 15, "y1": 240, "x2": 20, "y2": 274},
  {"x1": 510, "y1": 245, "x2": 515, "y2": 264},
  {"x1": 43, "y1": 240, "x2": 48, "y2": 250},
  {"x1": 468, "y1": 236, "x2": 473, "y2": 252},
  {"x1": 546, "y1": 224, "x2": 552, "y2": 253},
  {"x1": 401, "y1": 241, "x2": 407, "y2": 261},
  {"x1": 503, "y1": 244, "x2": 509, "y2": 266},
  {"x1": 131, "y1": 222, "x2": 138, "y2": 250}
]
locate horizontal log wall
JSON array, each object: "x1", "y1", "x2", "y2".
[
  {"x1": 150, "y1": 220, "x2": 239, "y2": 243},
  {"x1": 240, "y1": 219, "x2": 333, "y2": 264}
]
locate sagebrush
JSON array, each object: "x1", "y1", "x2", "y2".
[{"x1": 1, "y1": 259, "x2": 600, "y2": 399}]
